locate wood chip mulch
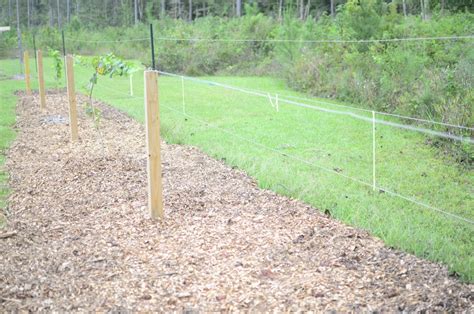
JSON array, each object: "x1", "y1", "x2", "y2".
[{"x1": 0, "y1": 92, "x2": 472, "y2": 312}]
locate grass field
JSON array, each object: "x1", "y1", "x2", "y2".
[
  {"x1": 0, "y1": 71, "x2": 19, "y2": 227},
  {"x1": 0, "y1": 57, "x2": 472, "y2": 281}
]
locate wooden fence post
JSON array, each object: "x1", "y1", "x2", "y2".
[
  {"x1": 65, "y1": 55, "x2": 78, "y2": 141},
  {"x1": 37, "y1": 49, "x2": 46, "y2": 109},
  {"x1": 144, "y1": 70, "x2": 164, "y2": 219},
  {"x1": 24, "y1": 51, "x2": 31, "y2": 95}
]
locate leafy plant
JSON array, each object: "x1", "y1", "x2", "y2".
[
  {"x1": 48, "y1": 47, "x2": 62, "y2": 90},
  {"x1": 75, "y1": 53, "x2": 135, "y2": 128}
]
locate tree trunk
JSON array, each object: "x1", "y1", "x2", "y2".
[
  {"x1": 77, "y1": 0, "x2": 80, "y2": 15},
  {"x1": 134, "y1": 0, "x2": 138, "y2": 24},
  {"x1": 420, "y1": 0, "x2": 424, "y2": 20},
  {"x1": 49, "y1": 0, "x2": 54, "y2": 27},
  {"x1": 299, "y1": 0, "x2": 304, "y2": 20},
  {"x1": 56, "y1": 0, "x2": 61, "y2": 28},
  {"x1": 421, "y1": 0, "x2": 430, "y2": 20},
  {"x1": 67, "y1": 0, "x2": 70, "y2": 23},
  {"x1": 424, "y1": 0, "x2": 430, "y2": 20},
  {"x1": 138, "y1": 0, "x2": 143, "y2": 21},
  {"x1": 161, "y1": 0, "x2": 166, "y2": 18},
  {"x1": 236, "y1": 0, "x2": 242, "y2": 17},
  {"x1": 330, "y1": 0, "x2": 335, "y2": 18},
  {"x1": 104, "y1": 0, "x2": 108, "y2": 22},
  {"x1": 304, "y1": 0, "x2": 311, "y2": 20},
  {"x1": 16, "y1": 0, "x2": 23, "y2": 70},
  {"x1": 8, "y1": 0, "x2": 12, "y2": 24},
  {"x1": 27, "y1": 0, "x2": 30, "y2": 28},
  {"x1": 188, "y1": 0, "x2": 192, "y2": 20},
  {"x1": 278, "y1": 0, "x2": 283, "y2": 21},
  {"x1": 440, "y1": 0, "x2": 445, "y2": 15},
  {"x1": 402, "y1": 0, "x2": 407, "y2": 17}
]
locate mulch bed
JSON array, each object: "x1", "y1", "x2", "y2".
[{"x1": 0, "y1": 91, "x2": 472, "y2": 311}]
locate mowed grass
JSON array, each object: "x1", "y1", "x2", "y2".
[
  {"x1": 0, "y1": 83, "x2": 16, "y2": 228},
  {"x1": 0, "y1": 62, "x2": 21, "y2": 227},
  {"x1": 0, "y1": 57, "x2": 472, "y2": 281}
]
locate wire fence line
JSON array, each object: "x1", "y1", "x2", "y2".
[
  {"x1": 90, "y1": 70, "x2": 474, "y2": 226},
  {"x1": 60, "y1": 32, "x2": 474, "y2": 133},
  {"x1": 271, "y1": 93, "x2": 474, "y2": 131},
  {"x1": 64, "y1": 37, "x2": 150, "y2": 43},
  {"x1": 157, "y1": 70, "x2": 474, "y2": 143},
  {"x1": 158, "y1": 97, "x2": 474, "y2": 226},
  {"x1": 61, "y1": 34, "x2": 474, "y2": 45},
  {"x1": 154, "y1": 34, "x2": 474, "y2": 44}
]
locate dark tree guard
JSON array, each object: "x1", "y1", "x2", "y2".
[
  {"x1": 62, "y1": 30, "x2": 66, "y2": 56},
  {"x1": 150, "y1": 23, "x2": 155, "y2": 70},
  {"x1": 33, "y1": 34, "x2": 37, "y2": 72}
]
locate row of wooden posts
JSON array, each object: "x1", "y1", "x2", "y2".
[{"x1": 23, "y1": 50, "x2": 164, "y2": 219}]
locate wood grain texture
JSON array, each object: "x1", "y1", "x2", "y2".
[
  {"x1": 65, "y1": 55, "x2": 78, "y2": 141},
  {"x1": 24, "y1": 51, "x2": 31, "y2": 96},
  {"x1": 144, "y1": 70, "x2": 164, "y2": 219}
]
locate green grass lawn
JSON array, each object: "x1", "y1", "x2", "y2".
[
  {"x1": 0, "y1": 56, "x2": 472, "y2": 281},
  {"x1": 0, "y1": 62, "x2": 21, "y2": 228}
]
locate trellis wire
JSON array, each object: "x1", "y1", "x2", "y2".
[
  {"x1": 157, "y1": 98, "x2": 474, "y2": 226},
  {"x1": 155, "y1": 34, "x2": 474, "y2": 44},
  {"x1": 270, "y1": 93, "x2": 474, "y2": 131},
  {"x1": 94, "y1": 76, "x2": 474, "y2": 226},
  {"x1": 64, "y1": 36, "x2": 149, "y2": 43},
  {"x1": 157, "y1": 70, "x2": 473, "y2": 143}
]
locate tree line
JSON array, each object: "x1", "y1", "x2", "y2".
[{"x1": 1, "y1": 0, "x2": 472, "y2": 29}]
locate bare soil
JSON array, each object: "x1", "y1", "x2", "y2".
[{"x1": 0, "y1": 92, "x2": 472, "y2": 311}]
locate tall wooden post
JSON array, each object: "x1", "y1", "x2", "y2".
[
  {"x1": 65, "y1": 55, "x2": 78, "y2": 141},
  {"x1": 144, "y1": 70, "x2": 164, "y2": 219},
  {"x1": 37, "y1": 49, "x2": 46, "y2": 109},
  {"x1": 24, "y1": 50, "x2": 31, "y2": 95}
]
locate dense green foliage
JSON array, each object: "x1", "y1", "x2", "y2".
[
  {"x1": 1, "y1": 0, "x2": 473, "y2": 27},
  {"x1": 2, "y1": 2, "x2": 472, "y2": 161},
  {"x1": 47, "y1": 47, "x2": 62, "y2": 87},
  {"x1": 4, "y1": 2, "x2": 471, "y2": 159}
]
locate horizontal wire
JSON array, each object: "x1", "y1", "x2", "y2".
[
  {"x1": 378, "y1": 187, "x2": 474, "y2": 225},
  {"x1": 160, "y1": 102, "x2": 373, "y2": 187},
  {"x1": 160, "y1": 70, "x2": 474, "y2": 130},
  {"x1": 155, "y1": 34, "x2": 474, "y2": 44},
  {"x1": 64, "y1": 36, "x2": 149, "y2": 43},
  {"x1": 276, "y1": 94, "x2": 474, "y2": 130},
  {"x1": 97, "y1": 78, "x2": 143, "y2": 99},
  {"x1": 71, "y1": 62, "x2": 473, "y2": 130},
  {"x1": 160, "y1": 101, "x2": 474, "y2": 226},
  {"x1": 157, "y1": 70, "x2": 474, "y2": 143}
]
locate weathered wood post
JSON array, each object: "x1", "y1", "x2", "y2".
[
  {"x1": 65, "y1": 55, "x2": 78, "y2": 141},
  {"x1": 144, "y1": 70, "x2": 164, "y2": 219},
  {"x1": 24, "y1": 50, "x2": 31, "y2": 95},
  {"x1": 37, "y1": 49, "x2": 46, "y2": 109}
]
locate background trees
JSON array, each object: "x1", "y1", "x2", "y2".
[
  {"x1": 0, "y1": 0, "x2": 472, "y2": 143},
  {"x1": 1, "y1": 0, "x2": 472, "y2": 28}
]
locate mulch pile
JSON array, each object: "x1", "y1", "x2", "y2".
[{"x1": 0, "y1": 92, "x2": 472, "y2": 311}]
